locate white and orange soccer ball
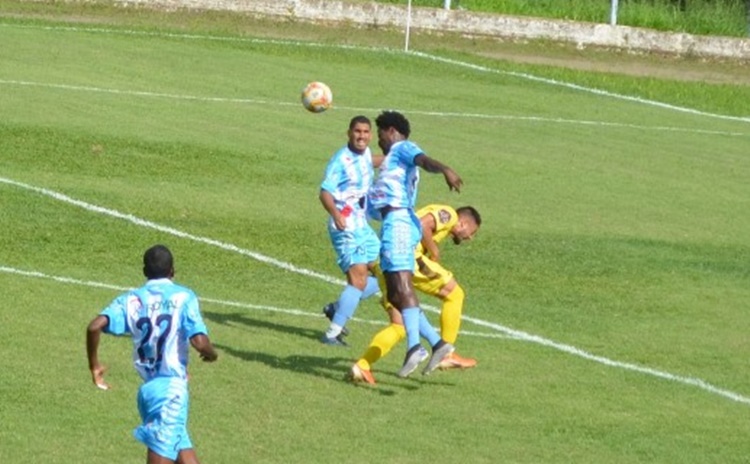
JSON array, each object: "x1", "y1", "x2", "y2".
[{"x1": 301, "y1": 81, "x2": 333, "y2": 113}]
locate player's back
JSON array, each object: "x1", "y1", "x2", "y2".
[
  {"x1": 125, "y1": 279, "x2": 204, "y2": 382},
  {"x1": 416, "y1": 204, "x2": 458, "y2": 256}
]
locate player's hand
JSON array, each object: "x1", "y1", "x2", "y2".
[
  {"x1": 333, "y1": 213, "x2": 347, "y2": 231},
  {"x1": 200, "y1": 349, "x2": 218, "y2": 362},
  {"x1": 90, "y1": 364, "x2": 110, "y2": 390},
  {"x1": 444, "y1": 168, "x2": 463, "y2": 193}
]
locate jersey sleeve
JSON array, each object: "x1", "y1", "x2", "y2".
[
  {"x1": 182, "y1": 291, "x2": 208, "y2": 339},
  {"x1": 100, "y1": 294, "x2": 130, "y2": 335},
  {"x1": 320, "y1": 155, "x2": 342, "y2": 194},
  {"x1": 399, "y1": 141, "x2": 424, "y2": 166}
]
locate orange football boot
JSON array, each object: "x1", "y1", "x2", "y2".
[
  {"x1": 350, "y1": 364, "x2": 376, "y2": 385},
  {"x1": 438, "y1": 352, "x2": 477, "y2": 370}
]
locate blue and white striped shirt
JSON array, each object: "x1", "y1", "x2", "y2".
[
  {"x1": 368, "y1": 140, "x2": 423, "y2": 215},
  {"x1": 320, "y1": 144, "x2": 374, "y2": 231}
]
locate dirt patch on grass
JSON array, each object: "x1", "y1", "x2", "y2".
[{"x1": 473, "y1": 43, "x2": 750, "y2": 86}]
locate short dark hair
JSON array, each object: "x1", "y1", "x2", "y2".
[
  {"x1": 349, "y1": 115, "x2": 371, "y2": 130},
  {"x1": 457, "y1": 206, "x2": 482, "y2": 226},
  {"x1": 375, "y1": 111, "x2": 410, "y2": 138},
  {"x1": 143, "y1": 244, "x2": 174, "y2": 279}
]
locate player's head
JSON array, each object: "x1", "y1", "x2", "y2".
[
  {"x1": 347, "y1": 115, "x2": 372, "y2": 154},
  {"x1": 143, "y1": 244, "x2": 174, "y2": 279},
  {"x1": 375, "y1": 111, "x2": 410, "y2": 153},
  {"x1": 452, "y1": 206, "x2": 482, "y2": 245}
]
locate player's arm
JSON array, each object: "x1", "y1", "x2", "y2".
[
  {"x1": 414, "y1": 154, "x2": 462, "y2": 193},
  {"x1": 319, "y1": 189, "x2": 347, "y2": 231},
  {"x1": 420, "y1": 211, "x2": 441, "y2": 262},
  {"x1": 86, "y1": 315, "x2": 110, "y2": 390},
  {"x1": 190, "y1": 334, "x2": 218, "y2": 362}
]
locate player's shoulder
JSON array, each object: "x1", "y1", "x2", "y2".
[
  {"x1": 171, "y1": 282, "x2": 197, "y2": 298},
  {"x1": 419, "y1": 204, "x2": 457, "y2": 220}
]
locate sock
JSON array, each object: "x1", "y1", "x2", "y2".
[
  {"x1": 326, "y1": 285, "x2": 362, "y2": 338},
  {"x1": 439, "y1": 285, "x2": 465, "y2": 345},
  {"x1": 360, "y1": 276, "x2": 380, "y2": 300},
  {"x1": 332, "y1": 285, "x2": 363, "y2": 327},
  {"x1": 419, "y1": 311, "x2": 441, "y2": 347},
  {"x1": 402, "y1": 307, "x2": 421, "y2": 349},
  {"x1": 356, "y1": 323, "x2": 405, "y2": 370}
]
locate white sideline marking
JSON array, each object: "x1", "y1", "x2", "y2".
[
  {"x1": 2, "y1": 22, "x2": 749, "y2": 125},
  {"x1": 2, "y1": 176, "x2": 750, "y2": 405},
  {"x1": 409, "y1": 51, "x2": 750, "y2": 125},
  {"x1": 1, "y1": 79, "x2": 747, "y2": 138},
  {"x1": 0, "y1": 265, "x2": 517, "y2": 336}
]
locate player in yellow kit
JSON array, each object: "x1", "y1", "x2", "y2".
[{"x1": 350, "y1": 204, "x2": 482, "y2": 384}]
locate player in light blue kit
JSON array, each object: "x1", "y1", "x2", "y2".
[
  {"x1": 319, "y1": 115, "x2": 383, "y2": 345},
  {"x1": 86, "y1": 244, "x2": 218, "y2": 464},
  {"x1": 369, "y1": 110, "x2": 463, "y2": 378}
]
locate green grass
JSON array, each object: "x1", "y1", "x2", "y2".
[
  {"x1": 372, "y1": 0, "x2": 749, "y2": 37},
  {"x1": 1, "y1": 3, "x2": 750, "y2": 463}
]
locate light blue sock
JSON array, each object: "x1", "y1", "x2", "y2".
[
  {"x1": 418, "y1": 312, "x2": 441, "y2": 347},
  {"x1": 402, "y1": 307, "x2": 421, "y2": 348},
  {"x1": 360, "y1": 276, "x2": 380, "y2": 300},
  {"x1": 332, "y1": 285, "x2": 363, "y2": 327}
]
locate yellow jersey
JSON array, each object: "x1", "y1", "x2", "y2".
[{"x1": 415, "y1": 204, "x2": 458, "y2": 257}]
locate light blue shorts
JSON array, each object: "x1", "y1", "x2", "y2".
[
  {"x1": 379, "y1": 208, "x2": 421, "y2": 273},
  {"x1": 329, "y1": 224, "x2": 380, "y2": 273},
  {"x1": 134, "y1": 377, "x2": 193, "y2": 461}
]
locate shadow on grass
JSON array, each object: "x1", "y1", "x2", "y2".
[
  {"x1": 214, "y1": 342, "x2": 410, "y2": 396},
  {"x1": 204, "y1": 310, "x2": 451, "y2": 393},
  {"x1": 204, "y1": 310, "x2": 321, "y2": 342}
]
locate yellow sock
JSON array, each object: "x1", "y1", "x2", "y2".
[
  {"x1": 440, "y1": 285, "x2": 465, "y2": 344},
  {"x1": 356, "y1": 323, "x2": 405, "y2": 370}
]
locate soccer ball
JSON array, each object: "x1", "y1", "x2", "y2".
[{"x1": 301, "y1": 81, "x2": 333, "y2": 113}]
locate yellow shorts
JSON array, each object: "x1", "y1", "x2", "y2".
[{"x1": 413, "y1": 254, "x2": 454, "y2": 296}]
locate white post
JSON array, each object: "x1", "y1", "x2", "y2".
[
  {"x1": 444, "y1": 0, "x2": 451, "y2": 9},
  {"x1": 405, "y1": 0, "x2": 412, "y2": 52},
  {"x1": 610, "y1": 0, "x2": 619, "y2": 26}
]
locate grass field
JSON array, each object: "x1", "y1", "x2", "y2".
[{"x1": 1, "y1": 2, "x2": 750, "y2": 463}]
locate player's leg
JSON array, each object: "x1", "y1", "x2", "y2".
[
  {"x1": 379, "y1": 209, "x2": 438, "y2": 377},
  {"x1": 322, "y1": 262, "x2": 368, "y2": 345},
  {"x1": 350, "y1": 307, "x2": 405, "y2": 384},
  {"x1": 322, "y1": 226, "x2": 380, "y2": 343},
  {"x1": 175, "y1": 449, "x2": 201, "y2": 464},
  {"x1": 147, "y1": 448, "x2": 176, "y2": 463},
  {"x1": 384, "y1": 270, "x2": 431, "y2": 377},
  {"x1": 414, "y1": 259, "x2": 476, "y2": 369}
]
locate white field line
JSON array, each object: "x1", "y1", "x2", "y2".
[
  {"x1": 409, "y1": 51, "x2": 750, "y2": 125},
  {"x1": 2, "y1": 175, "x2": 750, "y2": 405},
  {"x1": 0, "y1": 264, "x2": 511, "y2": 341},
  {"x1": 2, "y1": 79, "x2": 747, "y2": 138},
  {"x1": 2, "y1": 22, "x2": 749, "y2": 126}
]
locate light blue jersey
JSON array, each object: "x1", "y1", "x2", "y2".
[
  {"x1": 320, "y1": 144, "x2": 374, "y2": 232},
  {"x1": 368, "y1": 140, "x2": 423, "y2": 213},
  {"x1": 101, "y1": 278, "x2": 208, "y2": 382}
]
